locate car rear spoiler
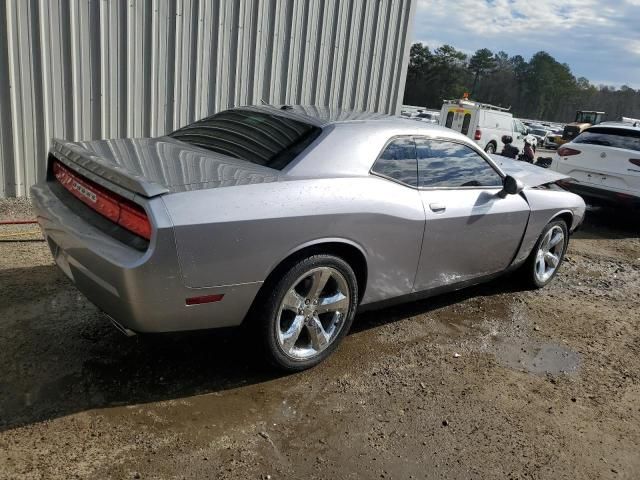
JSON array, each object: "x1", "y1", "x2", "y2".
[{"x1": 50, "y1": 138, "x2": 169, "y2": 198}]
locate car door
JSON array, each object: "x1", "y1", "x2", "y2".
[
  {"x1": 368, "y1": 136, "x2": 426, "y2": 300},
  {"x1": 512, "y1": 119, "x2": 527, "y2": 151},
  {"x1": 413, "y1": 138, "x2": 530, "y2": 292}
]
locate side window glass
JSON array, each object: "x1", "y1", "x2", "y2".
[
  {"x1": 372, "y1": 138, "x2": 417, "y2": 186},
  {"x1": 517, "y1": 121, "x2": 527, "y2": 134},
  {"x1": 445, "y1": 111, "x2": 454, "y2": 128},
  {"x1": 416, "y1": 139, "x2": 503, "y2": 188},
  {"x1": 461, "y1": 113, "x2": 471, "y2": 135}
]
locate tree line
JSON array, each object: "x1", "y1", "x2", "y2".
[{"x1": 403, "y1": 43, "x2": 640, "y2": 123}]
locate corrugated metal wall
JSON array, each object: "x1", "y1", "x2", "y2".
[{"x1": 0, "y1": 0, "x2": 415, "y2": 197}]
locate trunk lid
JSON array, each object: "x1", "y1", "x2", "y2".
[{"x1": 51, "y1": 137, "x2": 279, "y2": 197}]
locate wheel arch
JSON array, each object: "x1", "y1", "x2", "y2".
[
  {"x1": 258, "y1": 239, "x2": 369, "y2": 305},
  {"x1": 510, "y1": 207, "x2": 575, "y2": 270},
  {"x1": 549, "y1": 209, "x2": 574, "y2": 231},
  {"x1": 485, "y1": 140, "x2": 498, "y2": 152}
]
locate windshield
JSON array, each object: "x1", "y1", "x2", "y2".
[
  {"x1": 531, "y1": 129, "x2": 547, "y2": 136},
  {"x1": 169, "y1": 109, "x2": 322, "y2": 170},
  {"x1": 576, "y1": 112, "x2": 601, "y2": 124}
]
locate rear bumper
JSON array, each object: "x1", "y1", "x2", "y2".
[
  {"x1": 31, "y1": 181, "x2": 261, "y2": 333},
  {"x1": 561, "y1": 181, "x2": 640, "y2": 207}
]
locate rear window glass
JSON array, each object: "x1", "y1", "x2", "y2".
[
  {"x1": 445, "y1": 111, "x2": 454, "y2": 128},
  {"x1": 461, "y1": 113, "x2": 471, "y2": 135},
  {"x1": 169, "y1": 109, "x2": 322, "y2": 170},
  {"x1": 574, "y1": 128, "x2": 640, "y2": 152}
]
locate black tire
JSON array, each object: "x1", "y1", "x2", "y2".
[
  {"x1": 521, "y1": 219, "x2": 569, "y2": 289},
  {"x1": 485, "y1": 142, "x2": 496, "y2": 154},
  {"x1": 258, "y1": 254, "x2": 358, "y2": 371}
]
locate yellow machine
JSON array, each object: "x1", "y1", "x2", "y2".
[{"x1": 557, "y1": 110, "x2": 606, "y2": 146}]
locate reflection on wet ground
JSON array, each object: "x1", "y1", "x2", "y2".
[{"x1": 493, "y1": 341, "x2": 579, "y2": 375}]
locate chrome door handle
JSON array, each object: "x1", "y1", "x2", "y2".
[{"x1": 429, "y1": 203, "x2": 446, "y2": 213}]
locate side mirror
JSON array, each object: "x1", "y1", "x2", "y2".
[{"x1": 502, "y1": 175, "x2": 524, "y2": 196}]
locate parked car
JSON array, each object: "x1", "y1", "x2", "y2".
[
  {"x1": 440, "y1": 99, "x2": 531, "y2": 154},
  {"x1": 544, "y1": 129, "x2": 564, "y2": 149},
  {"x1": 529, "y1": 128, "x2": 549, "y2": 148},
  {"x1": 549, "y1": 123, "x2": 640, "y2": 206},
  {"x1": 413, "y1": 111, "x2": 440, "y2": 124},
  {"x1": 32, "y1": 105, "x2": 586, "y2": 371}
]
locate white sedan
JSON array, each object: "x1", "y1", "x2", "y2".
[{"x1": 550, "y1": 123, "x2": 640, "y2": 207}]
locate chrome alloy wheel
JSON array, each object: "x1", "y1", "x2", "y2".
[
  {"x1": 276, "y1": 267, "x2": 350, "y2": 360},
  {"x1": 534, "y1": 225, "x2": 565, "y2": 284}
]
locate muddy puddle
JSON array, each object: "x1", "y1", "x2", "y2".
[
  {"x1": 491, "y1": 340, "x2": 579, "y2": 375},
  {"x1": 420, "y1": 292, "x2": 581, "y2": 376},
  {"x1": 477, "y1": 304, "x2": 581, "y2": 375}
]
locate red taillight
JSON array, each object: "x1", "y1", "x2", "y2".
[
  {"x1": 119, "y1": 203, "x2": 152, "y2": 240},
  {"x1": 53, "y1": 160, "x2": 151, "y2": 240},
  {"x1": 474, "y1": 129, "x2": 482, "y2": 140},
  {"x1": 630, "y1": 159, "x2": 640, "y2": 167},
  {"x1": 185, "y1": 294, "x2": 224, "y2": 306},
  {"x1": 557, "y1": 147, "x2": 581, "y2": 157}
]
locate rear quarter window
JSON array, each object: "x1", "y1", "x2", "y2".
[
  {"x1": 371, "y1": 137, "x2": 418, "y2": 187},
  {"x1": 574, "y1": 128, "x2": 640, "y2": 152}
]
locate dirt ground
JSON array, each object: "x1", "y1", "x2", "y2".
[{"x1": 0, "y1": 196, "x2": 639, "y2": 480}]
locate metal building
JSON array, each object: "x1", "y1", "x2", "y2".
[{"x1": 0, "y1": 0, "x2": 415, "y2": 197}]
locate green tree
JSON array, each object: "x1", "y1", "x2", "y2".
[
  {"x1": 402, "y1": 42, "x2": 640, "y2": 121},
  {"x1": 468, "y1": 48, "x2": 496, "y2": 95}
]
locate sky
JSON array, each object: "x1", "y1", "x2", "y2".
[{"x1": 412, "y1": 0, "x2": 640, "y2": 88}]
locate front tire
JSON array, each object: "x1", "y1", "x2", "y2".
[
  {"x1": 521, "y1": 220, "x2": 569, "y2": 288},
  {"x1": 259, "y1": 255, "x2": 358, "y2": 371}
]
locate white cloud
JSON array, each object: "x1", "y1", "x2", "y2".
[{"x1": 413, "y1": 0, "x2": 640, "y2": 88}]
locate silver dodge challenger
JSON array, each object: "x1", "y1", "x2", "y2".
[{"x1": 32, "y1": 105, "x2": 586, "y2": 370}]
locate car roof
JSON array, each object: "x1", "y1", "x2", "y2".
[
  {"x1": 587, "y1": 122, "x2": 640, "y2": 132},
  {"x1": 277, "y1": 109, "x2": 489, "y2": 179},
  {"x1": 237, "y1": 104, "x2": 391, "y2": 127},
  {"x1": 236, "y1": 105, "x2": 462, "y2": 137}
]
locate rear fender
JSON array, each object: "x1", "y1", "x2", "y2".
[
  {"x1": 512, "y1": 189, "x2": 582, "y2": 266},
  {"x1": 270, "y1": 237, "x2": 369, "y2": 273}
]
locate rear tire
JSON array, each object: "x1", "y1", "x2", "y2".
[
  {"x1": 258, "y1": 254, "x2": 358, "y2": 371},
  {"x1": 485, "y1": 142, "x2": 496, "y2": 154},
  {"x1": 521, "y1": 219, "x2": 569, "y2": 289}
]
